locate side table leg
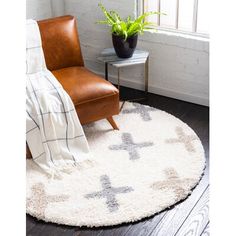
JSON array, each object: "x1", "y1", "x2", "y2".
[
  {"x1": 117, "y1": 68, "x2": 120, "y2": 91},
  {"x1": 117, "y1": 68, "x2": 125, "y2": 112},
  {"x1": 145, "y1": 56, "x2": 149, "y2": 96},
  {"x1": 105, "y1": 62, "x2": 108, "y2": 80}
]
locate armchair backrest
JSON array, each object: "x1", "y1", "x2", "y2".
[{"x1": 37, "y1": 15, "x2": 84, "y2": 71}]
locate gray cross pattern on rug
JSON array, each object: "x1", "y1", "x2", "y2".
[
  {"x1": 109, "y1": 133, "x2": 154, "y2": 160},
  {"x1": 122, "y1": 103, "x2": 156, "y2": 121},
  {"x1": 26, "y1": 182, "x2": 69, "y2": 218},
  {"x1": 165, "y1": 126, "x2": 198, "y2": 153},
  {"x1": 85, "y1": 175, "x2": 134, "y2": 212},
  {"x1": 150, "y1": 168, "x2": 195, "y2": 199}
]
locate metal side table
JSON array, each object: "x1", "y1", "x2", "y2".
[{"x1": 98, "y1": 48, "x2": 149, "y2": 110}]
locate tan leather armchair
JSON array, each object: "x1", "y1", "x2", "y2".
[
  {"x1": 27, "y1": 15, "x2": 119, "y2": 158},
  {"x1": 38, "y1": 15, "x2": 120, "y2": 127}
]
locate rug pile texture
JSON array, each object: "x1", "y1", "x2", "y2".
[{"x1": 26, "y1": 102, "x2": 205, "y2": 227}]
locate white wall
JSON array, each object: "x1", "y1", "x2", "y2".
[
  {"x1": 26, "y1": 0, "x2": 65, "y2": 20},
  {"x1": 26, "y1": 0, "x2": 209, "y2": 106},
  {"x1": 139, "y1": 32, "x2": 209, "y2": 106},
  {"x1": 51, "y1": 0, "x2": 65, "y2": 17}
]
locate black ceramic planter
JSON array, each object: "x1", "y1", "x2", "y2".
[{"x1": 112, "y1": 33, "x2": 138, "y2": 58}]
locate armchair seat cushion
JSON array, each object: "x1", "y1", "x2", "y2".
[
  {"x1": 52, "y1": 66, "x2": 118, "y2": 105},
  {"x1": 52, "y1": 66, "x2": 119, "y2": 124}
]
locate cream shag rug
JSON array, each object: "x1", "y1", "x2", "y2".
[{"x1": 26, "y1": 102, "x2": 205, "y2": 227}]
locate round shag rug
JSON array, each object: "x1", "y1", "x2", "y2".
[{"x1": 26, "y1": 102, "x2": 205, "y2": 227}]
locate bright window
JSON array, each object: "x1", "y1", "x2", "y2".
[{"x1": 143, "y1": 0, "x2": 209, "y2": 37}]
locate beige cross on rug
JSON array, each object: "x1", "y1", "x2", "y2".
[
  {"x1": 165, "y1": 126, "x2": 198, "y2": 152},
  {"x1": 150, "y1": 168, "x2": 195, "y2": 199},
  {"x1": 27, "y1": 182, "x2": 69, "y2": 218}
]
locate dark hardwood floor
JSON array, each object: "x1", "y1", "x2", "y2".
[{"x1": 27, "y1": 86, "x2": 209, "y2": 236}]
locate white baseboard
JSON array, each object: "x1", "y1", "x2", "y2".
[{"x1": 91, "y1": 69, "x2": 209, "y2": 107}]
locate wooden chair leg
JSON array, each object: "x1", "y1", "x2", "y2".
[{"x1": 107, "y1": 116, "x2": 119, "y2": 130}]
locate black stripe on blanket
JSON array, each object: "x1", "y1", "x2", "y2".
[
  {"x1": 42, "y1": 135, "x2": 84, "y2": 144},
  {"x1": 28, "y1": 76, "x2": 55, "y2": 164},
  {"x1": 45, "y1": 75, "x2": 77, "y2": 163}
]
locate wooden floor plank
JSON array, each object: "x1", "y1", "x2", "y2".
[
  {"x1": 122, "y1": 211, "x2": 167, "y2": 236},
  {"x1": 26, "y1": 215, "x2": 37, "y2": 233},
  {"x1": 27, "y1": 219, "x2": 47, "y2": 236},
  {"x1": 98, "y1": 223, "x2": 132, "y2": 236},
  {"x1": 175, "y1": 186, "x2": 209, "y2": 236},
  {"x1": 26, "y1": 87, "x2": 209, "y2": 236},
  {"x1": 33, "y1": 224, "x2": 71, "y2": 236},
  {"x1": 27, "y1": 217, "x2": 76, "y2": 236},
  {"x1": 73, "y1": 228, "x2": 103, "y2": 236}
]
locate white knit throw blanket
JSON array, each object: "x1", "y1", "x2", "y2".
[{"x1": 26, "y1": 20, "x2": 91, "y2": 177}]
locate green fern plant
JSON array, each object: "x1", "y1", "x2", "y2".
[{"x1": 97, "y1": 3, "x2": 164, "y2": 41}]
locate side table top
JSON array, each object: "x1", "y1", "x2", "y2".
[{"x1": 98, "y1": 48, "x2": 149, "y2": 68}]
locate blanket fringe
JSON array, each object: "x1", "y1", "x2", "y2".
[{"x1": 45, "y1": 159, "x2": 96, "y2": 180}]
